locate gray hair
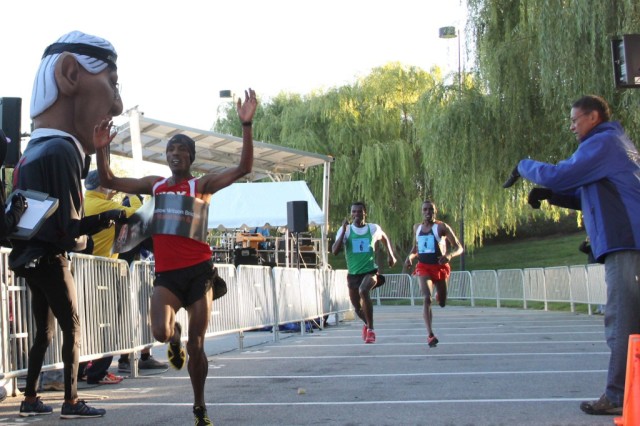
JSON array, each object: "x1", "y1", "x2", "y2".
[{"x1": 30, "y1": 31, "x2": 117, "y2": 118}]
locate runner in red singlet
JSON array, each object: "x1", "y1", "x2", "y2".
[{"x1": 92, "y1": 89, "x2": 257, "y2": 426}]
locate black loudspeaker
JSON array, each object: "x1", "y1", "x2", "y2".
[
  {"x1": 611, "y1": 34, "x2": 640, "y2": 88},
  {"x1": 0, "y1": 97, "x2": 22, "y2": 167},
  {"x1": 234, "y1": 248, "x2": 260, "y2": 267},
  {"x1": 287, "y1": 201, "x2": 308, "y2": 233}
]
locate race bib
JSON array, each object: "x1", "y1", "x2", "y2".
[
  {"x1": 417, "y1": 234, "x2": 436, "y2": 254},
  {"x1": 112, "y1": 194, "x2": 209, "y2": 254},
  {"x1": 351, "y1": 238, "x2": 371, "y2": 253}
]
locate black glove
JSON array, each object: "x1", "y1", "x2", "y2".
[
  {"x1": 502, "y1": 165, "x2": 521, "y2": 188},
  {"x1": 10, "y1": 193, "x2": 27, "y2": 216},
  {"x1": 79, "y1": 209, "x2": 127, "y2": 235},
  {"x1": 578, "y1": 240, "x2": 591, "y2": 255},
  {"x1": 527, "y1": 187, "x2": 553, "y2": 209},
  {"x1": 6, "y1": 193, "x2": 28, "y2": 230},
  {"x1": 100, "y1": 209, "x2": 128, "y2": 225}
]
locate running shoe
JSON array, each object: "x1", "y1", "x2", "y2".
[
  {"x1": 60, "y1": 400, "x2": 106, "y2": 419},
  {"x1": 194, "y1": 405, "x2": 214, "y2": 425},
  {"x1": 428, "y1": 334, "x2": 439, "y2": 347},
  {"x1": 19, "y1": 397, "x2": 53, "y2": 417},
  {"x1": 98, "y1": 372, "x2": 123, "y2": 385},
  {"x1": 117, "y1": 359, "x2": 131, "y2": 373},
  {"x1": 362, "y1": 324, "x2": 368, "y2": 341},
  {"x1": 365, "y1": 329, "x2": 376, "y2": 344},
  {"x1": 138, "y1": 356, "x2": 169, "y2": 370},
  {"x1": 168, "y1": 322, "x2": 186, "y2": 370}
]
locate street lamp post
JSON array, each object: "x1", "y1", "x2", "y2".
[
  {"x1": 439, "y1": 26, "x2": 465, "y2": 271},
  {"x1": 438, "y1": 26, "x2": 462, "y2": 92}
]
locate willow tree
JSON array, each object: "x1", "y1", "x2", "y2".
[
  {"x1": 215, "y1": 1, "x2": 640, "y2": 253},
  {"x1": 432, "y1": 0, "x2": 640, "y2": 244},
  {"x1": 215, "y1": 63, "x2": 440, "y2": 252},
  {"x1": 319, "y1": 62, "x2": 439, "y2": 248}
]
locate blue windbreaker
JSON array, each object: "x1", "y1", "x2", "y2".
[{"x1": 518, "y1": 121, "x2": 640, "y2": 262}]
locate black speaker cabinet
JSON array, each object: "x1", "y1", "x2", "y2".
[
  {"x1": 234, "y1": 247, "x2": 260, "y2": 266},
  {"x1": 287, "y1": 200, "x2": 308, "y2": 233},
  {"x1": 0, "y1": 97, "x2": 22, "y2": 167},
  {"x1": 611, "y1": 34, "x2": 640, "y2": 88}
]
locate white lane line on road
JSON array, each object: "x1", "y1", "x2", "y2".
[
  {"x1": 302, "y1": 332, "x2": 603, "y2": 341},
  {"x1": 338, "y1": 325, "x2": 603, "y2": 331},
  {"x1": 214, "y1": 351, "x2": 609, "y2": 360},
  {"x1": 92, "y1": 397, "x2": 602, "y2": 407},
  {"x1": 160, "y1": 369, "x2": 607, "y2": 380},
  {"x1": 267, "y1": 340, "x2": 606, "y2": 347}
]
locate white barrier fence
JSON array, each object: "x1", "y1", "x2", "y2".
[
  {"x1": 0, "y1": 249, "x2": 351, "y2": 395},
  {"x1": 373, "y1": 264, "x2": 606, "y2": 313},
  {"x1": 0, "y1": 248, "x2": 605, "y2": 396}
]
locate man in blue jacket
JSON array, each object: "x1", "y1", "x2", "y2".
[{"x1": 504, "y1": 95, "x2": 640, "y2": 416}]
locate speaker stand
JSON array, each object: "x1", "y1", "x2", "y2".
[{"x1": 294, "y1": 231, "x2": 300, "y2": 270}]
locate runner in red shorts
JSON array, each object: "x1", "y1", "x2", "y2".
[{"x1": 405, "y1": 200, "x2": 463, "y2": 347}]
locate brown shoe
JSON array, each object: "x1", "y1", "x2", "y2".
[{"x1": 580, "y1": 394, "x2": 622, "y2": 415}]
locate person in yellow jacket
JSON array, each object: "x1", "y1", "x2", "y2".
[
  {"x1": 83, "y1": 169, "x2": 168, "y2": 372},
  {"x1": 84, "y1": 170, "x2": 142, "y2": 257}
]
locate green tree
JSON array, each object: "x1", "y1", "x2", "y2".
[
  {"x1": 460, "y1": 0, "x2": 640, "y2": 244},
  {"x1": 215, "y1": 63, "x2": 439, "y2": 254},
  {"x1": 215, "y1": 1, "x2": 640, "y2": 257}
]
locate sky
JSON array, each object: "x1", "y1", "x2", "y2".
[{"x1": 2, "y1": 0, "x2": 467, "y2": 133}]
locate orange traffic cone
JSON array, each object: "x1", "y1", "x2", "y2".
[{"x1": 614, "y1": 334, "x2": 640, "y2": 426}]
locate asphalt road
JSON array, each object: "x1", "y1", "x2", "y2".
[{"x1": 0, "y1": 305, "x2": 618, "y2": 426}]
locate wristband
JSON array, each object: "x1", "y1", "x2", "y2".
[{"x1": 242, "y1": 121, "x2": 252, "y2": 127}]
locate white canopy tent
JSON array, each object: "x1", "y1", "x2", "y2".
[
  {"x1": 110, "y1": 108, "x2": 334, "y2": 267},
  {"x1": 208, "y1": 181, "x2": 324, "y2": 230}
]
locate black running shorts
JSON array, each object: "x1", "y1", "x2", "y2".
[{"x1": 154, "y1": 260, "x2": 214, "y2": 307}]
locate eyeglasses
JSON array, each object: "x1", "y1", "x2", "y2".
[{"x1": 570, "y1": 112, "x2": 588, "y2": 125}]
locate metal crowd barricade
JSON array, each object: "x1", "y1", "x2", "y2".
[
  {"x1": 586, "y1": 263, "x2": 606, "y2": 307},
  {"x1": 235, "y1": 265, "x2": 276, "y2": 332},
  {"x1": 0, "y1": 249, "x2": 35, "y2": 391},
  {"x1": 470, "y1": 270, "x2": 499, "y2": 306},
  {"x1": 272, "y1": 266, "x2": 304, "y2": 336},
  {"x1": 318, "y1": 268, "x2": 338, "y2": 322},
  {"x1": 0, "y1": 250, "x2": 8, "y2": 385},
  {"x1": 0, "y1": 248, "x2": 354, "y2": 391},
  {"x1": 372, "y1": 273, "x2": 414, "y2": 305},
  {"x1": 328, "y1": 269, "x2": 350, "y2": 313},
  {"x1": 544, "y1": 266, "x2": 572, "y2": 308},
  {"x1": 300, "y1": 268, "x2": 322, "y2": 325},
  {"x1": 6, "y1": 249, "x2": 612, "y2": 392},
  {"x1": 523, "y1": 268, "x2": 547, "y2": 309},
  {"x1": 497, "y1": 269, "x2": 525, "y2": 308},
  {"x1": 569, "y1": 265, "x2": 590, "y2": 312},
  {"x1": 207, "y1": 263, "x2": 241, "y2": 337},
  {"x1": 364, "y1": 264, "x2": 607, "y2": 314},
  {"x1": 72, "y1": 254, "x2": 135, "y2": 361},
  {"x1": 449, "y1": 271, "x2": 472, "y2": 302},
  {"x1": 127, "y1": 259, "x2": 157, "y2": 367}
]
